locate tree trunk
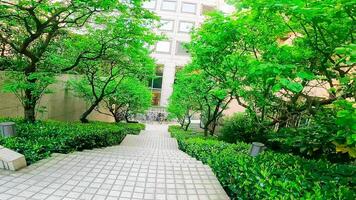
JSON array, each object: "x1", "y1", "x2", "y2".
[
  {"x1": 179, "y1": 118, "x2": 185, "y2": 129},
  {"x1": 114, "y1": 115, "x2": 122, "y2": 123},
  {"x1": 210, "y1": 121, "x2": 217, "y2": 136},
  {"x1": 80, "y1": 100, "x2": 101, "y2": 123},
  {"x1": 125, "y1": 114, "x2": 138, "y2": 123},
  {"x1": 24, "y1": 104, "x2": 36, "y2": 122},
  {"x1": 24, "y1": 88, "x2": 36, "y2": 122},
  {"x1": 203, "y1": 125, "x2": 209, "y2": 137},
  {"x1": 184, "y1": 116, "x2": 191, "y2": 131}
]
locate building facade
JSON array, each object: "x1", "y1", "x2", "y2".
[{"x1": 143, "y1": 0, "x2": 234, "y2": 107}]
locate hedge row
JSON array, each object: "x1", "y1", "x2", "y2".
[
  {"x1": 0, "y1": 118, "x2": 144, "y2": 164},
  {"x1": 169, "y1": 126, "x2": 356, "y2": 199}
]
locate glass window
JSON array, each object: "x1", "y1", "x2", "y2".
[
  {"x1": 152, "y1": 77, "x2": 163, "y2": 88},
  {"x1": 161, "y1": 0, "x2": 177, "y2": 11},
  {"x1": 155, "y1": 41, "x2": 171, "y2": 53},
  {"x1": 181, "y1": 2, "x2": 196, "y2": 14},
  {"x1": 148, "y1": 65, "x2": 163, "y2": 89},
  {"x1": 176, "y1": 42, "x2": 189, "y2": 56},
  {"x1": 160, "y1": 20, "x2": 174, "y2": 31},
  {"x1": 143, "y1": 0, "x2": 156, "y2": 9},
  {"x1": 179, "y1": 21, "x2": 194, "y2": 33}
]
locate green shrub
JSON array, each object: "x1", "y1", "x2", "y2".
[
  {"x1": 0, "y1": 118, "x2": 144, "y2": 164},
  {"x1": 170, "y1": 126, "x2": 356, "y2": 199},
  {"x1": 268, "y1": 126, "x2": 351, "y2": 162},
  {"x1": 268, "y1": 106, "x2": 354, "y2": 163},
  {"x1": 219, "y1": 113, "x2": 267, "y2": 144}
]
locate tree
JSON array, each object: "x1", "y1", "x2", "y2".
[
  {"x1": 97, "y1": 78, "x2": 152, "y2": 123},
  {"x1": 169, "y1": 65, "x2": 233, "y2": 136},
  {"x1": 68, "y1": 42, "x2": 156, "y2": 123},
  {"x1": 66, "y1": 1, "x2": 158, "y2": 123},
  {"x1": 168, "y1": 72, "x2": 199, "y2": 131},
  {"x1": 187, "y1": 0, "x2": 355, "y2": 129},
  {"x1": 0, "y1": 0, "x2": 157, "y2": 122}
]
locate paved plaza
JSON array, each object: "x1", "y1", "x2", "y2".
[{"x1": 0, "y1": 124, "x2": 229, "y2": 200}]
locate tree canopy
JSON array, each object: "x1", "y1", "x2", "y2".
[
  {"x1": 169, "y1": 0, "x2": 355, "y2": 155},
  {"x1": 0, "y1": 0, "x2": 158, "y2": 122}
]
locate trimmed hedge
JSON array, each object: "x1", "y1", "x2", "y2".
[
  {"x1": 169, "y1": 126, "x2": 356, "y2": 199},
  {"x1": 0, "y1": 118, "x2": 144, "y2": 164}
]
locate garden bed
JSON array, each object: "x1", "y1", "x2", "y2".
[
  {"x1": 0, "y1": 118, "x2": 144, "y2": 164},
  {"x1": 169, "y1": 126, "x2": 356, "y2": 199}
]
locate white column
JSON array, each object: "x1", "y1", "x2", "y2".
[{"x1": 160, "y1": 63, "x2": 176, "y2": 107}]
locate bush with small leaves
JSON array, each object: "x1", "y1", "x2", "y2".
[{"x1": 0, "y1": 118, "x2": 144, "y2": 164}]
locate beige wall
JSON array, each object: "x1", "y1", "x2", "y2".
[
  {"x1": 223, "y1": 99, "x2": 246, "y2": 117},
  {"x1": 0, "y1": 72, "x2": 114, "y2": 122}
]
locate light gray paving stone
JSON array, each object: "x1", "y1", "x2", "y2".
[{"x1": 0, "y1": 124, "x2": 229, "y2": 200}]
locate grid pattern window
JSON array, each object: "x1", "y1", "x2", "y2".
[
  {"x1": 176, "y1": 41, "x2": 189, "y2": 56},
  {"x1": 181, "y1": 2, "x2": 197, "y2": 14},
  {"x1": 143, "y1": 0, "x2": 156, "y2": 10},
  {"x1": 160, "y1": 20, "x2": 175, "y2": 31},
  {"x1": 155, "y1": 41, "x2": 171, "y2": 53},
  {"x1": 179, "y1": 21, "x2": 194, "y2": 33},
  {"x1": 161, "y1": 0, "x2": 177, "y2": 11}
]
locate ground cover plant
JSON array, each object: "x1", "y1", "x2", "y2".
[
  {"x1": 0, "y1": 118, "x2": 144, "y2": 164},
  {"x1": 169, "y1": 126, "x2": 356, "y2": 199}
]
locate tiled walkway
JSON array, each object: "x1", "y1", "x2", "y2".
[{"x1": 0, "y1": 124, "x2": 229, "y2": 200}]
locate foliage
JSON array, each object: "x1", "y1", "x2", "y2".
[
  {"x1": 0, "y1": 0, "x2": 158, "y2": 122},
  {"x1": 0, "y1": 118, "x2": 144, "y2": 164},
  {"x1": 184, "y1": 0, "x2": 355, "y2": 134},
  {"x1": 67, "y1": 5, "x2": 158, "y2": 122},
  {"x1": 97, "y1": 78, "x2": 152, "y2": 122},
  {"x1": 168, "y1": 72, "x2": 199, "y2": 131},
  {"x1": 268, "y1": 103, "x2": 355, "y2": 162},
  {"x1": 333, "y1": 100, "x2": 356, "y2": 158},
  {"x1": 219, "y1": 113, "x2": 267, "y2": 144},
  {"x1": 269, "y1": 126, "x2": 343, "y2": 161},
  {"x1": 169, "y1": 126, "x2": 356, "y2": 199},
  {"x1": 169, "y1": 65, "x2": 233, "y2": 135},
  {"x1": 222, "y1": 106, "x2": 354, "y2": 162}
]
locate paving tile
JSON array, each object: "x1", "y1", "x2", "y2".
[{"x1": 0, "y1": 124, "x2": 229, "y2": 200}]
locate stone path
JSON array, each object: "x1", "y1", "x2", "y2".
[{"x1": 0, "y1": 124, "x2": 229, "y2": 200}]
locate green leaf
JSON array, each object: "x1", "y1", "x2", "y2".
[
  {"x1": 297, "y1": 71, "x2": 315, "y2": 80},
  {"x1": 287, "y1": 82, "x2": 303, "y2": 93},
  {"x1": 272, "y1": 84, "x2": 282, "y2": 92}
]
